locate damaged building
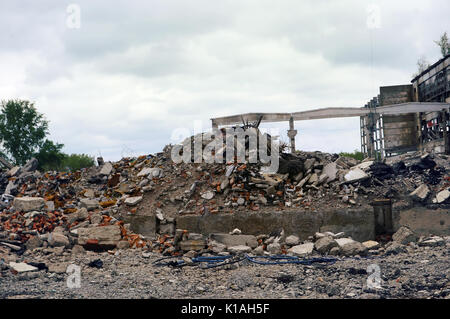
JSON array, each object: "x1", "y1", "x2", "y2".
[
  {"x1": 361, "y1": 54, "x2": 450, "y2": 158},
  {"x1": 211, "y1": 55, "x2": 450, "y2": 160}
]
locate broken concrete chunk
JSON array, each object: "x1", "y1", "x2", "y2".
[
  {"x1": 227, "y1": 245, "x2": 252, "y2": 254},
  {"x1": 5, "y1": 181, "x2": 18, "y2": 196},
  {"x1": 155, "y1": 210, "x2": 165, "y2": 221},
  {"x1": 432, "y1": 188, "x2": 450, "y2": 204},
  {"x1": 392, "y1": 226, "x2": 417, "y2": 245},
  {"x1": 303, "y1": 158, "x2": 316, "y2": 171},
  {"x1": 9, "y1": 262, "x2": 38, "y2": 273},
  {"x1": 354, "y1": 161, "x2": 374, "y2": 171},
  {"x1": 267, "y1": 242, "x2": 282, "y2": 254},
  {"x1": 79, "y1": 198, "x2": 99, "y2": 211},
  {"x1": 90, "y1": 213, "x2": 103, "y2": 225},
  {"x1": 314, "y1": 236, "x2": 338, "y2": 254},
  {"x1": 48, "y1": 232, "x2": 70, "y2": 248},
  {"x1": 322, "y1": 162, "x2": 338, "y2": 182},
  {"x1": 13, "y1": 197, "x2": 45, "y2": 212},
  {"x1": 229, "y1": 228, "x2": 242, "y2": 235},
  {"x1": 210, "y1": 233, "x2": 258, "y2": 249},
  {"x1": 308, "y1": 173, "x2": 319, "y2": 185},
  {"x1": 209, "y1": 240, "x2": 227, "y2": 253},
  {"x1": 329, "y1": 246, "x2": 341, "y2": 255},
  {"x1": 252, "y1": 245, "x2": 265, "y2": 256},
  {"x1": 116, "y1": 241, "x2": 130, "y2": 250},
  {"x1": 335, "y1": 237, "x2": 355, "y2": 247},
  {"x1": 419, "y1": 236, "x2": 445, "y2": 247},
  {"x1": 67, "y1": 207, "x2": 89, "y2": 224},
  {"x1": 314, "y1": 232, "x2": 327, "y2": 240},
  {"x1": 187, "y1": 233, "x2": 203, "y2": 241},
  {"x1": 124, "y1": 196, "x2": 143, "y2": 206},
  {"x1": 409, "y1": 184, "x2": 430, "y2": 201},
  {"x1": 7, "y1": 166, "x2": 21, "y2": 177},
  {"x1": 293, "y1": 171, "x2": 304, "y2": 182},
  {"x1": 45, "y1": 201, "x2": 55, "y2": 212},
  {"x1": 220, "y1": 178, "x2": 229, "y2": 191},
  {"x1": 296, "y1": 174, "x2": 311, "y2": 189},
  {"x1": 179, "y1": 240, "x2": 206, "y2": 251},
  {"x1": 77, "y1": 225, "x2": 121, "y2": 248},
  {"x1": 285, "y1": 235, "x2": 300, "y2": 246},
  {"x1": 84, "y1": 189, "x2": 96, "y2": 199},
  {"x1": 99, "y1": 162, "x2": 113, "y2": 176},
  {"x1": 362, "y1": 240, "x2": 380, "y2": 250},
  {"x1": 48, "y1": 263, "x2": 69, "y2": 274},
  {"x1": 344, "y1": 168, "x2": 368, "y2": 183},
  {"x1": 333, "y1": 232, "x2": 346, "y2": 239},
  {"x1": 225, "y1": 165, "x2": 235, "y2": 177},
  {"x1": 340, "y1": 241, "x2": 367, "y2": 256},
  {"x1": 317, "y1": 173, "x2": 328, "y2": 185},
  {"x1": 201, "y1": 191, "x2": 215, "y2": 200},
  {"x1": 25, "y1": 236, "x2": 43, "y2": 250},
  {"x1": 138, "y1": 167, "x2": 162, "y2": 178},
  {"x1": 385, "y1": 242, "x2": 407, "y2": 255},
  {"x1": 22, "y1": 158, "x2": 38, "y2": 173},
  {"x1": 288, "y1": 243, "x2": 314, "y2": 257}
]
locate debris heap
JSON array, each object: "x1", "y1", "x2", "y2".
[{"x1": 0, "y1": 131, "x2": 449, "y2": 258}]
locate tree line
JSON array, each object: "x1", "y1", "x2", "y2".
[{"x1": 0, "y1": 99, "x2": 94, "y2": 172}]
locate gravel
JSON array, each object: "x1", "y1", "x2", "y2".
[{"x1": 0, "y1": 243, "x2": 448, "y2": 299}]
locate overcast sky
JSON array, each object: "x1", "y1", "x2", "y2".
[{"x1": 1, "y1": 0, "x2": 448, "y2": 160}]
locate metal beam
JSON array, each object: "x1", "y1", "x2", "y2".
[{"x1": 211, "y1": 102, "x2": 450, "y2": 127}]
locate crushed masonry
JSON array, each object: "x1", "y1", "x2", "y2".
[{"x1": 0, "y1": 128, "x2": 448, "y2": 265}]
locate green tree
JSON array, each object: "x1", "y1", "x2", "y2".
[
  {"x1": 0, "y1": 99, "x2": 48, "y2": 165},
  {"x1": 62, "y1": 153, "x2": 95, "y2": 171},
  {"x1": 339, "y1": 149, "x2": 365, "y2": 161},
  {"x1": 35, "y1": 139, "x2": 66, "y2": 171},
  {"x1": 434, "y1": 32, "x2": 449, "y2": 57}
]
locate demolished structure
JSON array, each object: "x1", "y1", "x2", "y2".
[
  {"x1": 0, "y1": 136, "x2": 448, "y2": 259},
  {"x1": 0, "y1": 57, "x2": 449, "y2": 290}
]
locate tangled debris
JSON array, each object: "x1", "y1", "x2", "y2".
[{"x1": 0, "y1": 129, "x2": 449, "y2": 261}]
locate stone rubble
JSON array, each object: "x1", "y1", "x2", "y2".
[
  {"x1": 0, "y1": 131, "x2": 448, "y2": 299},
  {"x1": 0, "y1": 146, "x2": 448, "y2": 259}
]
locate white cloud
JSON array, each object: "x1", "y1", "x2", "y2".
[{"x1": 0, "y1": 0, "x2": 448, "y2": 160}]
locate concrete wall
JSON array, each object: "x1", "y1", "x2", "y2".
[
  {"x1": 392, "y1": 206, "x2": 450, "y2": 236},
  {"x1": 383, "y1": 113, "x2": 418, "y2": 152},
  {"x1": 422, "y1": 138, "x2": 446, "y2": 154},
  {"x1": 176, "y1": 208, "x2": 375, "y2": 242},
  {"x1": 126, "y1": 204, "x2": 450, "y2": 242},
  {"x1": 379, "y1": 85, "x2": 418, "y2": 154},
  {"x1": 125, "y1": 215, "x2": 156, "y2": 239}
]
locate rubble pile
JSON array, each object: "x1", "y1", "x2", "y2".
[
  {"x1": 168, "y1": 224, "x2": 448, "y2": 262},
  {"x1": 0, "y1": 130, "x2": 449, "y2": 259}
]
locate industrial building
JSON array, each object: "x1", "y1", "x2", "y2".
[{"x1": 211, "y1": 55, "x2": 450, "y2": 159}]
